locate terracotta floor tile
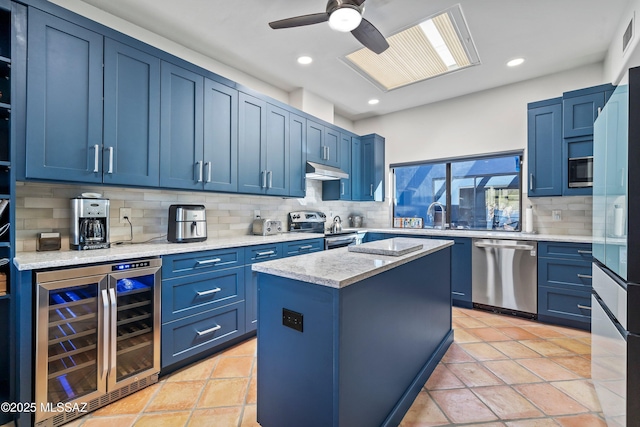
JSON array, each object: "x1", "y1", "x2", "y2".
[
  {"x1": 167, "y1": 356, "x2": 218, "y2": 382},
  {"x1": 551, "y1": 380, "x2": 602, "y2": 412},
  {"x1": 441, "y1": 343, "x2": 476, "y2": 363},
  {"x1": 93, "y1": 382, "x2": 160, "y2": 415},
  {"x1": 454, "y1": 316, "x2": 489, "y2": 328},
  {"x1": 424, "y1": 364, "x2": 465, "y2": 390},
  {"x1": 452, "y1": 307, "x2": 470, "y2": 317},
  {"x1": 514, "y1": 383, "x2": 589, "y2": 416},
  {"x1": 526, "y1": 326, "x2": 568, "y2": 338},
  {"x1": 462, "y1": 423, "x2": 506, "y2": 427},
  {"x1": 550, "y1": 356, "x2": 591, "y2": 378},
  {"x1": 133, "y1": 411, "x2": 190, "y2": 427},
  {"x1": 472, "y1": 385, "x2": 543, "y2": 419},
  {"x1": 481, "y1": 317, "x2": 520, "y2": 327},
  {"x1": 447, "y1": 362, "x2": 504, "y2": 387},
  {"x1": 555, "y1": 413, "x2": 607, "y2": 427},
  {"x1": 490, "y1": 341, "x2": 542, "y2": 359},
  {"x1": 145, "y1": 381, "x2": 206, "y2": 412},
  {"x1": 197, "y1": 378, "x2": 249, "y2": 408},
  {"x1": 505, "y1": 419, "x2": 561, "y2": 427},
  {"x1": 246, "y1": 376, "x2": 257, "y2": 404},
  {"x1": 400, "y1": 390, "x2": 450, "y2": 426},
  {"x1": 454, "y1": 328, "x2": 483, "y2": 343},
  {"x1": 81, "y1": 415, "x2": 138, "y2": 427},
  {"x1": 497, "y1": 326, "x2": 541, "y2": 340},
  {"x1": 548, "y1": 325, "x2": 591, "y2": 339},
  {"x1": 188, "y1": 407, "x2": 242, "y2": 427},
  {"x1": 459, "y1": 342, "x2": 509, "y2": 361},
  {"x1": 430, "y1": 388, "x2": 498, "y2": 424},
  {"x1": 483, "y1": 360, "x2": 543, "y2": 384},
  {"x1": 221, "y1": 338, "x2": 257, "y2": 357},
  {"x1": 211, "y1": 355, "x2": 254, "y2": 378},
  {"x1": 465, "y1": 309, "x2": 496, "y2": 318},
  {"x1": 548, "y1": 338, "x2": 592, "y2": 355},
  {"x1": 519, "y1": 340, "x2": 574, "y2": 357},
  {"x1": 240, "y1": 404, "x2": 260, "y2": 427},
  {"x1": 516, "y1": 358, "x2": 580, "y2": 381},
  {"x1": 577, "y1": 336, "x2": 592, "y2": 345},
  {"x1": 468, "y1": 327, "x2": 512, "y2": 342}
]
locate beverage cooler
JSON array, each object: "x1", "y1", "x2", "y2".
[{"x1": 34, "y1": 258, "x2": 161, "y2": 427}]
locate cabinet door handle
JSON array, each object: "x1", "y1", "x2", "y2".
[
  {"x1": 261, "y1": 170, "x2": 266, "y2": 188},
  {"x1": 206, "y1": 162, "x2": 212, "y2": 183},
  {"x1": 577, "y1": 304, "x2": 592, "y2": 310},
  {"x1": 268, "y1": 170, "x2": 273, "y2": 189},
  {"x1": 196, "y1": 287, "x2": 222, "y2": 296},
  {"x1": 577, "y1": 274, "x2": 592, "y2": 279},
  {"x1": 196, "y1": 161, "x2": 203, "y2": 182},
  {"x1": 326, "y1": 146, "x2": 330, "y2": 160},
  {"x1": 196, "y1": 324, "x2": 222, "y2": 336},
  {"x1": 452, "y1": 291, "x2": 465, "y2": 296},
  {"x1": 341, "y1": 182, "x2": 345, "y2": 195},
  {"x1": 196, "y1": 258, "x2": 221, "y2": 265},
  {"x1": 597, "y1": 107, "x2": 602, "y2": 116},
  {"x1": 107, "y1": 146, "x2": 114, "y2": 174},
  {"x1": 370, "y1": 184, "x2": 373, "y2": 196},
  {"x1": 299, "y1": 245, "x2": 313, "y2": 250},
  {"x1": 529, "y1": 173, "x2": 533, "y2": 191},
  {"x1": 93, "y1": 144, "x2": 100, "y2": 173},
  {"x1": 577, "y1": 250, "x2": 592, "y2": 255},
  {"x1": 257, "y1": 250, "x2": 275, "y2": 256}
]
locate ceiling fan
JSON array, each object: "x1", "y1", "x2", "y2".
[{"x1": 268, "y1": 0, "x2": 390, "y2": 54}]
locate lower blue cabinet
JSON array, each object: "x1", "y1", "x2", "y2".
[
  {"x1": 244, "y1": 243, "x2": 283, "y2": 333},
  {"x1": 538, "y1": 286, "x2": 592, "y2": 324},
  {"x1": 448, "y1": 237, "x2": 472, "y2": 308}
]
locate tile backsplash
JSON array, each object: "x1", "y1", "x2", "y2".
[
  {"x1": 523, "y1": 194, "x2": 592, "y2": 236},
  {"x1": 15, "y1": 181, "x2": 389, "y2": 252}
]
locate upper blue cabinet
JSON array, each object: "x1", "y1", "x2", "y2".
[
  {"x1": 306, "y1": 120, "x2": 341, "y2": 168},
  {"x1": 25, "y1": 9, "x2": 104, "y2": 183},
  {"x1": 527, "y1": 98, "x2": 563, "y2": 197},
  {"x1": 289, "y1": 113, "x2": 307, "y2": 198},
  {"x1": 359, "y1": 134, "x2": 385, "y2": 202},
  {"x1": 562, "y1": 85, "x2": 614, "y2": 138}
]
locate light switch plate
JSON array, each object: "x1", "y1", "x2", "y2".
[
  {"x1": 552, "y1": 210, "x2": 562, "y2": 221},
  {"x1": 119, "y1": 207, "x2": 132, "y2": 224}
]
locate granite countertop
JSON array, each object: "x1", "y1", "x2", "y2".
[
  {"x1": 13, "y1": 233, "x2": 325, "y2": 271},
  {"x1": 251, "y1": 238, "x2": 454, "y2": 289}
]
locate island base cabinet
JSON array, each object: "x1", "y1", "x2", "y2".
[{"x1": 257, "y1": 248, "x2": 453, "y2": 427}]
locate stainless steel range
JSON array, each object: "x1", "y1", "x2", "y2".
[{"x1": 287, "y1": 211, "x2": 360, "y2": 249}]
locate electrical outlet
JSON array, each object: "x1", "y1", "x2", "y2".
[
  {"x1": 119, "y1": 207, "x2": 132, "y2": 224},
  {"x1": 254, "y1": 209, "x2": 261, "y2": 218},
  {"x1": 552, "y1": 210, "x2": 562, "y2": 221},
  {"x1": 282, "y1": 308, "x2": 303, "y2": 332}
]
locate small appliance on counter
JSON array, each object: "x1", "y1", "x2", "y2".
[
  {"x1": 252, "y1": 218, "x2": 283, "y2": 236},
  {"x1": 70, "y1": 194, "x2": 110, "y2": 250},
  {"x1": 348, "y1": 215, "x2": 363, "y2": 228},
  {"x1": 168, "y1": 204, "x2": 207, "y2": 243}
]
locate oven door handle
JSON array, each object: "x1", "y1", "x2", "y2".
[
  {"x1": 326, "y1": 237, "x2": 356, "y2": 245},
  {"x1": 101, "y1": 289, "x2": 110, "y2": 381},
  {"x1": 108, "y1": 287, "x2": 118, "y2": 379}
]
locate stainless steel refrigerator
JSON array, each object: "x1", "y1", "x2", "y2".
[{"x1": 592, "y1": 67, "x2": 640, "y2": 427}]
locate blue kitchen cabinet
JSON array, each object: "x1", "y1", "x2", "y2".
[
  {"x1": 289, "y1": 113, "x2": 307, "y2": 197},
  {"x1": 324, "y1": 126, "x2": 341, "y2": 168},
  {"x1": 359, "y1": 134, "x2": 385, "y2": 201},
  {"x1": 203, "y1": 78, "x2": 238, "y2": 192},
  {"x1": 562, "y1": 85, "x2": 613, "y2": 138},
  {"x1": 159, "y1": 62, "x2": 204, "y2": 190},
  {"x1": 351, "y1": 137, "x2": 362, "y2": 200},
  {"x1": 321, "y1": 133, "x2": 352, "y2": 200},
  {"x1": 449, "y1": 237, "x2": 472, "y2": 308},
  {"x1": 527, "y1": 98, "x2": 563, "y2": 197},
  {"x1": 264, "y1": 104, "x2": 290, "y2": 196},
  {"x1": 244, "y1": 243, "x2": 283, "y2": 333},
  {"x1": 306, "y1": 119, "x2": 340, "y2": 168},
  {"x1": 282, "y1": 238, "x2": 325, "y2": 257},
  {"x1": 25, "y1": 8, "x2": 104, "y2": 182},
  {"x1": 103, "y1": 38, "x2": 161, "y2": 187}
]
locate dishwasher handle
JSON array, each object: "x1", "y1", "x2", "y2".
[{"x1": 474, "y1": 241, "x2": 535, "y2": 251}]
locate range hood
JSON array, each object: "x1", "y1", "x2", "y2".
[{"x1": 305, "y1": 161, "x2": 349, "y2": 181}]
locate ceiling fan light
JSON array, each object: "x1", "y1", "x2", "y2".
[{"x1": 329, "y1": 7, "x2": 362, "y2": 32}]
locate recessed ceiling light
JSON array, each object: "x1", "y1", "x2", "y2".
[
  {"x1": 368, "y1": 99, "x2": 380, "y2": 105},
  {"x1": 297, "y1": 56, "x2": 313, "y2": 65},
  {"x1": 507, "y1": 58, "x2": 525, "y2": 67}
]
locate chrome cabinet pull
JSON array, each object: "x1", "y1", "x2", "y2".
[
  {"x1": 597, "y1": 107, "x2": 602, "y2": 116},
  {"x1": 196, "y1": 161, "x2": 203, "y2": 182},
  {"x1": 577, "y1": 274, "x2": 592, "y2": 279},
  {"x1": 299, "y1": 245, "x2": 313, "y2": 250},
  {"x1": 107, "y1": 146, "x2": 114, "y2": 174},
  {"x1": 196, "y1": 324, "x2": 222, "y2": 336},
  {"x1": 196, "y1": 287, "x2": 222, "y2": 296},
  {"x1": 326, "y1": 146, "x2": 330, "y2": 160},
  {"x1": 100, "y1": 289, "x2": 110, "y2": 380},
  {"x1": 93, "y1": 144, "x2": 100, "y2": 173},
  {"x1": 268, "y1": 170, "x2": 273, "y2": 188},
  {"x1": 577, "y1": 304, "x2": 592, "y2": 310},
  {"x1": 196, "y1": 258, "x2": 221, "y2": 265},
  {"x1": 257, "y1": 250, "x2": 275, "y2": 256},
  {"x1": 341, "y1": 182, "x2": 345, "y2": 195},
  {"x1": 452, "y1": 291, "x2": 465, "y2": 296},
  {"x1": 370, "y1": 184, "x2": 373, "y2": 196},
  {"x1": 577, "y1": 250, "x2": 592, "y2": 255},
  {"x1": 262, "y1": 170, "x2": 267, "y2": 188},
  {"x1": 206, "y1": 162, "x2": 212, "y2": 183},
  {"x1": 529, "y1": 173, "x2": 533, "y2": 191}
]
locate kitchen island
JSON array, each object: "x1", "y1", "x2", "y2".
[{"x1": 252, "y1": 238, "x2": 454, "y2": 427}]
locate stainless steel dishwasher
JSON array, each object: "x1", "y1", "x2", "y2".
[{"x1": 472, "y1": 239, "x2": 537, "y2": 316}]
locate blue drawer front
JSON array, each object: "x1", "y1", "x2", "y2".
[
  {"x1": 161, "y1": 301, "x2": 245, "y2": 368},
  {"x1": 538, "y1": 241, "x2": 592, "y2": 260},
  {"x1": 283, "y1": 238, "x2": 324, "y2": 257},
  {"x1": 538, "y1": 258, "x2": 592, "y2": 290},
  {"x1": 538, "y1": 285, "x2": 592, "y2": 324},
  {"x1": 162, "y1": 248, "x2": 244, "y2": 278},
  {"x1": 245, "y1": 243, "x2": 282, "y2": 264},
  {"x1": 162, "y1": 267, "x2": 245, "y2": 322}
]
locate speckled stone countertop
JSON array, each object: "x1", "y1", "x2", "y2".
[
  {"x1": 13, "y1": 233, "x2": 325, "y2": 271},
  {"x1": 252, "y1": 238, "x2": 454, "y2": 289}
]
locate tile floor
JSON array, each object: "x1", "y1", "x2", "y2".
[{"x1": 66, "y1": 307, "x2": 605, "y2": 427}]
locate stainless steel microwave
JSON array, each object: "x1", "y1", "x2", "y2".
[{"x1": 568, "y1": 156, "x2": 593, "y2": 188}]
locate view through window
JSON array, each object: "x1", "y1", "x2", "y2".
[{"x1": 393, "y1": 153, "x2": 522, "y2": 231}]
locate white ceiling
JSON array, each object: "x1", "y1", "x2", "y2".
[{"x1": 75, "y1": 0, "x2": 630, "y2": 121}]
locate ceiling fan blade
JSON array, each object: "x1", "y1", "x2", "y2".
[
  {"x1": 351, "y1": 18, "x2": 389, "y2": 54},
  {"x1": 269, "y1": 13, "x2": 329, "y2": 29},
  {"x1": 351, "y1": 0, "x2": 366, "y2": 6}
]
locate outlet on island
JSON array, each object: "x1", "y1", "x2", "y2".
[{"x1": 282, "y1": 308, "x2": 303, "y2": 332}]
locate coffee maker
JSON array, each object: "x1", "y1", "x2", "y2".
[{"x1": 70, "y1": 196, "x2": 110, "y2": 250}]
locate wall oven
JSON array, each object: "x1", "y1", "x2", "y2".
[
  {"x1": 35, "y1": 258, "x2": 161, "y2": 427},
  {"x1": 568, "y1": 155, "x2": 593, "y2": 188}
]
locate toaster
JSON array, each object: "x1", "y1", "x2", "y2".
[
  {"x1": 252, "y1": 218, "x2": 283, "y2": 236},
  {"x1": 168, "y1": 204, "x2": 207, "y2": 243}
]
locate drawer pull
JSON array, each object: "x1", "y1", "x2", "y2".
[
  {"x1": 299, "y1": 245, "x2": 313, "y2": 250},
  {"x1": 577, "y1": 250, "x2": 592, "y2": 255},
  {"x1": 257, "y1": 250, "x2": 275, "y2": 256},
  {"x1": 196, "y1": 324, "x2": 222, "y2": 336},
  {"x1": 196, "y1": 287, "x2": 222, "y2": 296},
  {"x1": 577, "y1": 274, "x2": 592, "y2": 279},
  {"x1": 452, "y1": 291, "x2": 465, "y2": 296},
  {"x1": 577, "y1": 304, "x2": 592, "y2": 310},
  {"x1": 197, "y1": 258, "x2": 222, "y2": 265}
]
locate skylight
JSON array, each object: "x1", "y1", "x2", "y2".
[{"x1": 343, "y1": 5, "x2": 480, "y2": 91}]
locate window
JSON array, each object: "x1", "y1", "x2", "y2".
[{"x1": 392, "y1": 152, "x2": 522, "y2": 231}]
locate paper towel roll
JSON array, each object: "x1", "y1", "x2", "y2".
[
  {"x1": 525, "y1": 206, "x2": 533, "y2": 233},
  {"x1": 614, "y1": 205, "x2": 625, "y2": 237}
]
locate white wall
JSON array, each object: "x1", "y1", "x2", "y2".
[{"x1": 604, "y1": 0, "x2": 640, "y2": 85}]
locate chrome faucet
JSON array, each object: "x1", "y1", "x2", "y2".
[{"x1": 427, "y1": 202, "x2": 446, "y2": 229}]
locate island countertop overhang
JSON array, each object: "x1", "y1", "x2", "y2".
[{"x1": 252, "y1": 237, "x2": 454, "y2": 289}]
